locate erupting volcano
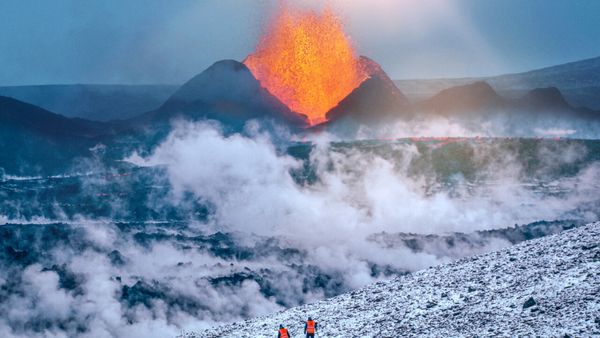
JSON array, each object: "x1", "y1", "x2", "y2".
[{"x1": 244, "y1": 6, "x2": 368, "y2": 125}]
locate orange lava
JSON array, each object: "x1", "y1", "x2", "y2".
[{"x1": 244, "y1": 6, "x2": 368, "y2": 125}]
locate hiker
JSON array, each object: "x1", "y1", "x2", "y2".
[
  {"x1": 304, "y1": 317, "x2": 317, "y2": 338},
  {"x1": 278, "y1": 324, "x2": 291, "y2": 338}
]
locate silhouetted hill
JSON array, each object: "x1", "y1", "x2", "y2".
[
  {"x1": 0, "y1": 96, "x2": 106, "y2": 138},
  {"x1": 0, "y1": 96, "x2": 111, "y2": 174},
  {"x1": 419, "y1": 81, "x2": 506, "y2": 115},
  {"x1": 142, "y1": 60, "x2": 308, "y2": 131},
  {"x1": 518, "y1": 87, "x2": 571, "y2": 111},
  {"x1": 326, "y1": 56, "x2": 410, "y2": 123},
  {"x1": 395, "y1": 56, "x2": 600, "y2": 110},
  {"x1": 0, "y1": 84, "x2": 177, "y2": 121},
  {"x1": 419, "y1": 81, "x2": 599, "y2": 121}
]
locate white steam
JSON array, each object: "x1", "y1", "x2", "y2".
[
  {"x1": 129, "y1": 122, "x2": 599, "y2": 236},
  {"x1": 126, "y1": 121, "x2": 600, "y2": 291},
  {"x1": 2, "y1": 120, "x2": 599, "y2": 337}
]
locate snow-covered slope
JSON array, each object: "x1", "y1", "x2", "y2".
[{"x1": 186, "y1": 222, "x2": 600, "y2": 337}]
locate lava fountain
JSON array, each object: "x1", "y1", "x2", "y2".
[{"x1": 244, "y1": 6, "x2": 368, "y2": 125}]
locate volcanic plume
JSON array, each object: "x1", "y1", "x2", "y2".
[{"x1": 244, "y1": 6, "x2": 368, "y2": 125}]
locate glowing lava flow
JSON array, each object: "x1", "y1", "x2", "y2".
[{"x1": 244, "y1": 7, "x2": 368, "y2": 125}]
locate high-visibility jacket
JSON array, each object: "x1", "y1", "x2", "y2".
[
  {"x1": 279, "y1": 328, "x2": 289, "y2": 338},
  {"x1": 306, "y1": 320, "x2": 316, "y2": 333}
]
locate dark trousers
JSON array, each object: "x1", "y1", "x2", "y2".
[{"x1": 306, "y1": 334, "x2": 315, "y2": 338}]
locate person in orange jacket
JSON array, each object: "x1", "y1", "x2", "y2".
[
  {"x1": 278, "y1": 324, "x2": 291, "y2": 338},
  {"x1": 304, "y1": 317, "x2": 317, "y2": 338}
]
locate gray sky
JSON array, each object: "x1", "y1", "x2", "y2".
[{"x1": 1, "y1": 0, "x2": 599, "y2": 85}]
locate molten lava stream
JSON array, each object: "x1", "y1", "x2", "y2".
[{"x1": 244, "y1": 6, "x2": 367, "y2": 125}]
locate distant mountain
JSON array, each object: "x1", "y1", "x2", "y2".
[
  {"x1": 485, "y1": 56, "x2": 600, "y2": 91},
  {"x1": 395, "y1": 56, "x2": 600, "y2": 110},
  {"x1": 0, "y1": 96, "x2": 110, "y2": 174},
  {"x1": 326, "y1": 56, "x2": 410, "y2": 123},
  {"x1": 518, "y1": 87, "x2": 572, "y2": 112},
  {"x1": 142, "y1": 60, "x2": 308, "y2": 131},
  {"x1": 418, "y1": 81, "x2": 506, "y2": 115},
  {"x1": 0, "y1": 84, "x2": 177, "y2": 121},
  {"x1": 419, "y1": 81, "x2": 599, "y2": 120},
  {"x1": 0, "y1": 96, "x2": 107, "y2": 138}
]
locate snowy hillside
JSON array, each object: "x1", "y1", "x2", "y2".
[{"x1": 186, "y1": 221, "x2": 600, "y2": 337}]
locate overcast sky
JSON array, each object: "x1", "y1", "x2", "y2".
[{"x1": 1, "y1": 0, "x2": 600, "y2": 85}]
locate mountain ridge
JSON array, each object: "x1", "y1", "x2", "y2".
[
  {"x1": 418, "y1": 80, "x2": 600, "y2": 121},
  {"x1": 0, "y1": 95, "x2": 114, "y2": 174},
  {"x1": 0, "y1": 95, "x2": 108, "y2": 138},
  {"x1": 0, "y1": 84, "x2": 177, "y2": 121},
  {"x1": 395, "y1": 55, "x2": 600, "y2": 110}
]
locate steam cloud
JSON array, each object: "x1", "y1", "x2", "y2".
[{"x1": 1, "y1": 120, "x2": 599, "y2": 337}]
